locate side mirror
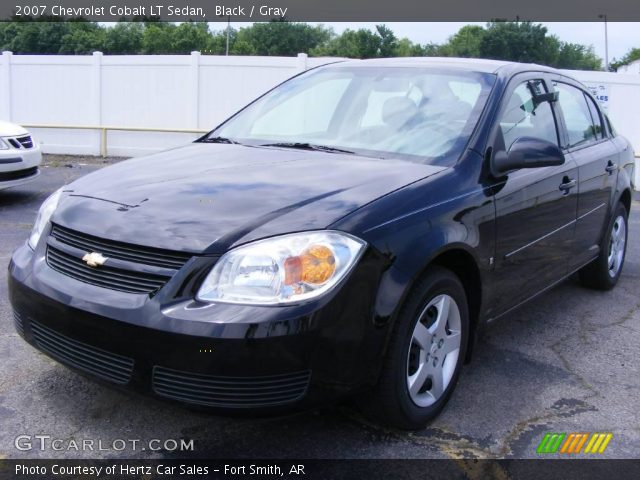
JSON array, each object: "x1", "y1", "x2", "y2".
[{"x1": 492, "y1": 136, "x2": 565, "y2": 176}]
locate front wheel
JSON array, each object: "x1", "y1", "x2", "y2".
[
  {"x1": 579, "y1": 202, "x2": 629, "y2": 290},
  {"x1": 364, "y1": 267, "x2": 469, "y2": 429}
]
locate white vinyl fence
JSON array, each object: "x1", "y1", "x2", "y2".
[
  {"x1": 0, "y1": 51, "x2": 341, "y2": 157},
  {"x1": 0, "y1": 52, "x2": 638, "y2": 186}
]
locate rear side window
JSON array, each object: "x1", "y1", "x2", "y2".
[
  {"x1": 554, "y1": 82, "x2": 599, "y2": 148},
  {"x1": 499, "y1": 80, "x2": 559, "y2": 150}
]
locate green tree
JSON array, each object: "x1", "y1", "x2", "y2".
[
  {"x1": 554, "y1": 42, "x2": 601, "y2": 70},
  {"x1": 141, "y1": 22, "x2": 176, "y2": 54},
  {"x1": 234, "y1": 21, "x2": 332, "y2": 56},
  {"x1": 439, "y1": 25, "x2": 485, "y2": 57},
  {"x1": 103, "y1": 22, "x2": 144, "y2": 54},
  {"x1": 376, "y1": 24, "x2": 398, "y2": 57},
  {"x1": 0, "y1": 17, "x2": 71, "y2": 53},
  {"x1": 205, "y1": 28, "x2": 237, "y2": 55},
  {"x1": 479, "y1": 21, "x2": 550, "y2": 64},
  {"x1": 171, "y1": 22, "x2": 211, "y2": 53},
  {"x1": 395, "y1": 38, "x2": 430, "y2": 57},
  {"x1": 59, "y1": 20, "x2": 104, "y2": 54},
  {"x1": 611, "y1": 47, "x2": 640, "y2": 71}
]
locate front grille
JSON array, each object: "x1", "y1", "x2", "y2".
[
  {"x1": 31, "y1": 320, "x2": 134, "y2": 385},
  {"x1": 0, "y1": 166, "x2": 38, "y2": 182},
  {"x1": 17, "y1": 135, "x2": 33, "y2": 148},
  {"x1": 13, "y1": 310, "x2": 24, "y2": 337},
  {"x1": 152, "y1": 366, "x2": 311, "y2": 408},
  {"x1": 46, "y1": 246, "x2": 169, "y2": 294},
  {"x1": 50, "y1": 224, "x2": 192, "y2": 270}
]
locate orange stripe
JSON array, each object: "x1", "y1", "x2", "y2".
[
  {"x1": 567, "y1": 434, "x2": 581, "y2": 453},
  {"x1": 560, "y1": 434, "x2": 575, "y2": 453},
  {"x1": 574, "y1": 433, "x2": 589, "y2": 454}
]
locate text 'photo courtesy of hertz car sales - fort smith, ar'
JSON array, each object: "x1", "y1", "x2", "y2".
[{"x1": 9, "y1": 57, "x2": 634, "y2": 429}]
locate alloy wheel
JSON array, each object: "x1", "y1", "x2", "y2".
[
  {"x1": 406, "y1": 294, "x2": 462, "y2": 407},
  {"x1": 607, "y1": 215, "x2": 626, "y2": 278}
]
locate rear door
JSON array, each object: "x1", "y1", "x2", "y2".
[
  {"x1": 551, "y1": 80, "x2": 618, "y2": 270},
  {"x1": 490, "y1": 76, "x2": 579, "y2": 315}
]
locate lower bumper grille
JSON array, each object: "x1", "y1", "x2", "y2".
[
  {"x1": 13, "y1": 310, "x2": 24, "y2": 337},
  {"x1": 152, "y1": 366, "x2": 311, "y2": 408},
  {"x1": 31, "y1": 320, "x2": 134, "y2": 385},
  {"x1": 0, "y1": 166, "x2": 38, "y2": 182}
]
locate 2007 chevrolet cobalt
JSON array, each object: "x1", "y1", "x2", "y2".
[{"x1": 9, "y1": 58, "x2": 634, "y2": 429}]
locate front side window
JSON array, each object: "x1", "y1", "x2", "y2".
[
  {"x1": 498, "y1": 79, "x2": 559, "y2": 151},
  {"x1": 207, "y1": 66, "x2": 496, "y2": 165},
  {"x1": 554, "y1": 82, "x2": 599, "y2": 148}
]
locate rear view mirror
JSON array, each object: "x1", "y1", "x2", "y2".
[{"x1": 492, "y1": 136, "x2": 565, "y2": 176}]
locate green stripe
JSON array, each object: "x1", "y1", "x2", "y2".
[
  {"x1": 544, "y1": 434, "x2": 558, "y2": 453},
  {"x1": 537, "y1": 433, "x2": 552, "y2": 454},
  {"x1": 549, "y1": 433, "x2": 566, "y2": 453}
]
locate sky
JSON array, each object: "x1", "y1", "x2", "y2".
[{"x1": 207, "y1": 22, "x2": 639, "y2": 64}]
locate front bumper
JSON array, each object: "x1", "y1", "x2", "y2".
[
  {"x1": 0, "y1": 146, "x2": 42, "y2": 190},
  {"x1": 8, "y1": 241, "x2": 397, "y2": 412}
]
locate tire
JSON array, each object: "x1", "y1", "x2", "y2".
[
  {"x1": 364, "y1": 266, "x2": 469, "y2": 430},
  {"x1": 579, "y1": 202, "x2": 629, "y2": 290}
]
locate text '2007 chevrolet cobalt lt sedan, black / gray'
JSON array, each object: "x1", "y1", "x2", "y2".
[{"x1": 9, "y1": 58, "x2": 634, "y2": 429}]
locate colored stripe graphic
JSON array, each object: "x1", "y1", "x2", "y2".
[
  {"x1": 540, "y1": 432, "x2": 613, "y2": 455},
  {"x1": 537, "y1": 433, "x2": 566, "y2": 453},
  {"x1": 585, "y1": 433, "x2": 613, "y2": 454},
  {"x1": 559, "y1": 433, "x2": 589, "y2": 454}
]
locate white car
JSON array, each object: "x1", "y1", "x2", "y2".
[{"x1": 0, "y1": 121, "x2": 42, "y2": 191}]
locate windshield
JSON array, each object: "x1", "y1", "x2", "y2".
[{"x1": 204, "y1": 65, "x2": 496, "y2": 165}]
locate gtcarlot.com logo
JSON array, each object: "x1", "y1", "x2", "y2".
[
  {"x1": 537, "y1": 432, "x2": 613, "y2": 454},
  {"x1": 15, "y1": 435, "x2": 194, "y2": 452}
]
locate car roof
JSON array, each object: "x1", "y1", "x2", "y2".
[{"x1": 329, "y1": 57, "x2": 558, "y2": 76}]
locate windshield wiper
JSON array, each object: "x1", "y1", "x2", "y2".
[
  {"x1": 200, "y1": 136, "x2": 239, "y2": 144},
  {"x1": 259, "y1": 142, "x2": 354, "y2": 154}
]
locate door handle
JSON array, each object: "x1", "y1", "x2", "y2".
[
  {"x1": 605, "y1": 161, "x2": 617, "y2": 174},
  {"x1": 559, "y1": 178, "x2": 576, "y2": 194}
]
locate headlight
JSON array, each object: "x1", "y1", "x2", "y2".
[
  {"x1": 197, "y1": 231, "x2": 366, "y2": 305},
  {"x1": 28, "y1": 188, "x2": 63, "y2": 250},
  {"x1": 0, "y1": 138, "x2": 9, "y2": 150}
]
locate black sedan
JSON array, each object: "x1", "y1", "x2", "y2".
[{"x1": 8, "y1": 58, "x2": 634, "y2": 429}]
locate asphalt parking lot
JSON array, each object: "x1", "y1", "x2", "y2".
[{"x1": 1, "y1": 155, "x2": 639, "y2": 460}]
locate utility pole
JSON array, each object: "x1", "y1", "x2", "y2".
[
  {"x1": 598, "y1": 14, "x2": 609, "y2": 71},
  {"x1": 226, "y1": 16, "x2": 230, "y2": 56}
]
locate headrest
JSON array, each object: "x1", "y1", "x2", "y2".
[{"x1": 382, "y1": 96, "x2": 419, "y2": 128}]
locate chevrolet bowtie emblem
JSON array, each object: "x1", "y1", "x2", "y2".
[{"x1": 82, "y1": 252, "x2": 108, "y2": 268}]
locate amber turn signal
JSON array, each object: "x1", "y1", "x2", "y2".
[{"x1": 284, "y1": 244, "x2": 336, "y2": 285}]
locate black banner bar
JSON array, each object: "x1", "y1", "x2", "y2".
[
  {"x1": 1, "y1": 0, "x2": 640, "y2": 22},
  {"x1": 2, "y1": 459, "x2": 640, "y2": 480}
]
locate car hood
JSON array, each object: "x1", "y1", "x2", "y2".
[
  {"x1": 0, "y1": 121, "x2": 28, "y2": 137},
  {"x1": 53, "y1": 143, "x2": 445, "y2": 253}
]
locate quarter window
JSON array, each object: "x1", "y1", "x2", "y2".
[
  {"x1": 498, "y1": 80, "x2": 559, "y2": 151},
  {"x1": 585, "y1": 95, "x2": 604, "y2": 140},
  {"x1": 554, "y1": 82, "x2": 599, "y2": 148}
]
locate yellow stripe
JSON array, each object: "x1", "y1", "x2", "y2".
[
  {"x1": 574, "y1": 433, "x2": 589, "y2": 454},
  {"x1": 560, "y1": 434, "x2": 575, "y2": 453},
  {"x1": 590, "y1": 434, "x2": 606, "y2": 454},
  {"x1": 584, "y1": 434, "x2": 598, "y2": 453},
  {"x1": 598, "y1": 433, "x2": 613, "y2": 453}
]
